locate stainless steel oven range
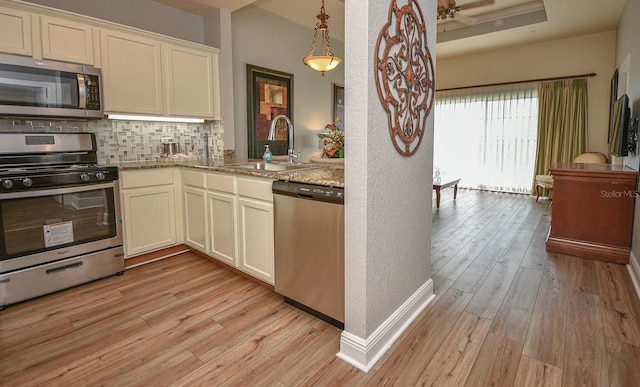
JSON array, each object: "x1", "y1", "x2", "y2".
[{"x1": 0, "y1": 132, "x2": 123, "y2": 310}]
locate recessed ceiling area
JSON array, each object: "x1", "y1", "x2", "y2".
[
  {"x1": 153, "y1": 0, "x2": 625, "y2": 59},
  {"x1": 436, "y1": 0, "x2": 548, "y2": 43}
]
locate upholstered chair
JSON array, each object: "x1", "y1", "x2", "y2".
[{"x1": 535, "y1": 152, "x2": 608, "y2": 201}]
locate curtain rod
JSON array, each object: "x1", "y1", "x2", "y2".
[{"x1": 436, "y1": 72, "x2": 597, "y2": 92}]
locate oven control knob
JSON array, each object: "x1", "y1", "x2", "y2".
[
  {"x1": 22, "y1": 178, "x2": 33, "y2": 187},
  {"x1": 2, "y1": 179, "x2": 12, "y2": 189},
  {"x1": 95, "y1": 172, "x2": 105, "y2": 181},
  {"x1": 80, "y1": 173, "x2": 91, "y2": 182}
]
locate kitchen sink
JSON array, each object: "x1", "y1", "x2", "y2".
[{"x1": 224, "y1": 162, "x2": 319, "y2": 172}]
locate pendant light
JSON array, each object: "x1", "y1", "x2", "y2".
[{"x1": 303, "y1": 0, "x2": 341, "y2": 76}]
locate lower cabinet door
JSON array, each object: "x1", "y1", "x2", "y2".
[
  {"x1": 183, "y1": 186, "x2": 207, "y2": 252},
  {"x1": 121, "y1": 185, "x2": 176, "y2": 257},
  {"x1": 207, "y1": 191, "x2": 238, "y2": 266},
  {"x1": 237, "y1": 197, "x2": 274, "y2": 284}
]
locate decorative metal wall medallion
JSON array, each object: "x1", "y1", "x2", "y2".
[{"x1": 375, "y1": 0, "x2": 435, "y2": 156}]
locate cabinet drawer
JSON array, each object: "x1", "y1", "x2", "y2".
[
  {"x1": 207, "y1": 173, "x2": 236, "y2": 194},
  {"x1": 120, "y1": 168, "x2": 173, "y2": 189},
  {"x1": 182, "y1": 169, "x2": 206, "y2": 188},
  {"x1": 238, "y1": 177, "x2": 274, "y2": 202}
]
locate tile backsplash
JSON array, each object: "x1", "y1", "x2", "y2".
[{"x1": 0, "y1": 118, "x2": 224, "y2": 164}]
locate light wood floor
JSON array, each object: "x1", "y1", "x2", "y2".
[{"x1": 2, "y1": 190, "x2": 640, "y2": 386}]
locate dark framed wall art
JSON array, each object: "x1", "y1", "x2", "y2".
[
  {"x1": 246, "y1": 64, "x2": 294, "y2": 158},
  {"x1": 333, "y1": 83, "x2": 344, "y2": 129}
]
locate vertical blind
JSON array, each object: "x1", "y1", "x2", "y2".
[{"x1": 434, "y1": 82, "x2": 539, "y2": 193}]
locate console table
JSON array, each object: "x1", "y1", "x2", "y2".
[{"x1": 546, "y1": 163, "x2": 637, "y2": 264}]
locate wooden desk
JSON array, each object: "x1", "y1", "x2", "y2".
[
  {"x1": 546, "y1": 163, "x2": 637, "y2": 264},
  {"x1": 433, "y1": 177, "x2": 460, "y2": 209}
]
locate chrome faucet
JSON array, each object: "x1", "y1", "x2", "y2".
[{"x1": 267, "y1": 114, "x2": 300, "y2": 163}]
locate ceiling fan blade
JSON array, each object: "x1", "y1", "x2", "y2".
[
  {"x1": 454, "y1": 13, "x2": 478, "y2": 25},
  {"x1": 458, "y1": 0, "x2": 495, "y2": 11}
]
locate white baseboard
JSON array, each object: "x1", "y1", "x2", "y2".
[
  {"x1": 628, "y1": 250, "x2": 640, "y2": 302},
  {"x1": 337, "y1": 278, "x2": 435, "y2": 372}
]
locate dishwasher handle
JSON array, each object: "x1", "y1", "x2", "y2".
[{"x1": 297, "y1": 193, "x2": 314, "y2": 200}]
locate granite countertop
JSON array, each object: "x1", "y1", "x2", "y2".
[{"x1": 111, "y1": 158, "x2": 345, "y2": 188}]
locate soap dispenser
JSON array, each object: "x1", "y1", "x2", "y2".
[{"x1": 263, "y1": 144, "x2": 273, "y2": 163}]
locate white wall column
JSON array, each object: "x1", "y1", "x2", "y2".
[
  {"x1": 204, "y1": 9, "x2": 235, "y2": 152},
  {"x1": 338, "y1": 0, "x2": 437, "y2": 372}
]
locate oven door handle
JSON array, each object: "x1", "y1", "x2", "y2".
[{"x1": 0, "y1": 182, "x2": 116, "y2": 200}]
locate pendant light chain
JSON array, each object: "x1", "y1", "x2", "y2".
[{"x1": 303, "y1": 0, "x2": 341, "y2": 75}]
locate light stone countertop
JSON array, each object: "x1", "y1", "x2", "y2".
[{"x1": 110, "y1": 158, "x2": 345, "y2": 188}]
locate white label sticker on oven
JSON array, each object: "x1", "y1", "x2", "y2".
[{"x1": 43, "y1": 221, "x2": 74, "y2": 248}]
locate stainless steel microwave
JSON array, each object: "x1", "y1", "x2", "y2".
[{"x1": 0, "y1": 53, "x2": 103, "y2": 119}]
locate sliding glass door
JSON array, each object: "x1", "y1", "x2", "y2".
[{"x1": 434, "y1": 83, "x2": 539, "y2": 194}]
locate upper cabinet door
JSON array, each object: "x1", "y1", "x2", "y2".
[
  {"x1": 0, "y1": 6, "x2": 32, "y2": 56},
  {"x1": 164, "y1": 44, "x2": 219, "y2": 119},
  {"x1": 100, "y1": 29, "x2": 164, "y2": 115},
  {"x1": 40, "y1": 16, "x2": 95, "y2": 65}
]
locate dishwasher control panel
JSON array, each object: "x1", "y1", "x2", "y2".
[
  {"x1": 298, "y1": 186, "x2": 343, "y2": 199},
  {"x1": 273, "y1": 181, "x2": 344, "y2": 204}
]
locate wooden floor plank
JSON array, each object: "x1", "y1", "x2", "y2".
[
  {"x1": 26, "y1": 309, "x2": 224, "y2": 386},
  {"x1": 417, "y1": 312, "x2": 492, "y2": 386},
  {"x1": 562, "y1": 289, "x2": 608, "y2": 386},
  {"x1": 221, "y1": 321, "x2": 340, "y2": 387},
  {"x1": 566, "y1": 254, "x2": 599, "y2": 295},
  {"x1": 2, "y1": 191, "x2": 640, "y2": 386},
  {"x1": 188, "y1": 291, "x2": 292, "y2": 362},
  {"x1": 488, "y1": 266, "x2": 542, "y2": 343},
  {"x1": 123, "y1": 350, "x2": 204, "y2": 387},
  {"x1": 362, "y1": 288, "x2": 474, "y2": 386},
  {"x1": 0, "y1": 307, "x2": 155, "y2": 382},
  {"x1": 605, "y1": 337, "x2": 640, "y2": 387},
  {"x1": 451, "y1": 201, "x2": 532, "y2": 293},
  {"x1": 464, "y1": 257, "x2": 522, "y2": 320},
  {"x1": 522, "y1": 256, "x2": 569, "y2": 368},
  {"x1": 140, "y1": 275, "x2": 253, "y2": 327},
  {"x1": 464, "y1": 332, "x2": 523, "y2": 387},
  {"x1": 595, "y1": 261, "x2": 640, "y2": 346},
  {"x1": 431, "y1": 194, "x2": 517, "y2": 272},
  {"x1": 175, "y1": 308, "x2": 311, "y2": 385},
  {"x1": 514, "y1": 355, "x2": 563, "y2": 387},
  {"x1": 520, "y1": 214, "x2": 553, "y2": 271}
]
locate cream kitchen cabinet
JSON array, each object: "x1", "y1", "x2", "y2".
[
  {"x1": 100, "y1": 30, "x2": 220, "y2": 119},
  {"x1": 237, "y1": 177, "x2": 275, "y2": 284},
  {"x1": 0, "y1": 7, "x2": 97, "y2": 64},
  {"x1": 100, "y1": 29, "x2": 164, "y2": 115},
  {"x1": 39, "y1": 15, "x2": 96, "y2": 65},
  {"x1": 0, "y1": 6, "x2": 32, "y2": 56},
  {"x1": 182, "y1": 169, "x2": 207, "y2": 253},
  {"x1": 206, "y1": 173, "x2": 238, "y2": 267},
  {"x1": 120, "y1": 169, "x2": 181, "y2": 258},
  {"x1": 0, "y1": 0, "x2": 220, "y2": 119},
  {"x1": 164, "y1": 44, "x2": 220, "y2": 119}
]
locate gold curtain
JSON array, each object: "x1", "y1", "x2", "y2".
[{"x1": 532, "y1": 78, "x2": 589, "y2": 194}]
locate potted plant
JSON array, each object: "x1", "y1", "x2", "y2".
[{"x1": 318, "y1": 122, "x2": 345, "y2": 158}]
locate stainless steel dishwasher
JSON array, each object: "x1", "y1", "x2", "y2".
[{"x1": 273, "y1": 181, "x2": 344, "y2": 329}]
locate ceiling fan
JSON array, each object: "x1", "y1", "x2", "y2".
[{"x1": 437, "y1": 0, "x2": 495, "y2": 24}]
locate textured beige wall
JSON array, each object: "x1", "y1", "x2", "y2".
[
  {"x1": 436, "y1": 30, "x2": 617, "y2": 155},
  {"x1": 617, "y1": 0, "x2": 640, "y2": 266}
]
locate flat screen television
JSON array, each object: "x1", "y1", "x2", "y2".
[{"x1": 608, "y1": 94, "x2": 631, "y2": 157}]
